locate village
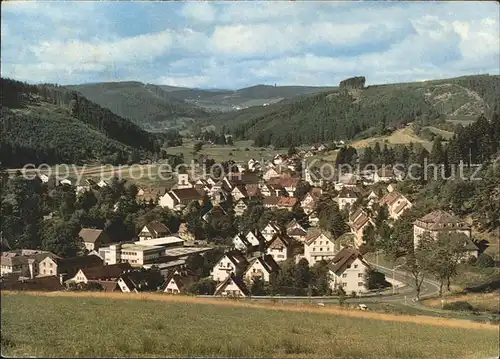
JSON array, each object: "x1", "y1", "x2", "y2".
[{"x1": 0, "y1": 146, "x2": 480, "y2": 299}]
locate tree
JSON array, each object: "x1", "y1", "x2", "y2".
[
  {"x1": 294, "y1": 258, "x2": 311, "y2": 295},
  {"x1": 311, "y1": 260, "x2": 331, "y2": 296},
  {"x1": 193, "y1": 141, "x2": 203, "y2": 153},
  {"x1": 430, "y1": 136, "x2": 445, "y2": 164},
  {"x1": 364, "y1": 269, "x2": 390, "y2": 290},
  {"x1": 403, "y1": 233, "x2": 434, "y2": 300},
  {"x1": 426, "y1": 233, "x2": 467, "y2": 296},
  {"x1": 40, "y1": 218, "x2": 84, "y2": 257},
  {"x1": 250, "y1": 277, "x2": 267, "y2": 296},
  {"x1": 288, "y1": 146, "x2": 298, "y2": 157},
  {"x1": 361, "y1": 223, "x2": 377, "y2": 252},
  {"x1": 189, "y1": 278, "x2": 217, "y2": 295}
]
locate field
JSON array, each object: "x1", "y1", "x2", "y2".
[
  {"x1": 423, "y1": 293, "x2": 500, "y2": 314},
  {"x1": 349, "y1": 127, "x2": 433, "y2": 151},
  {"x1": 1, "y1": 292, "x2": 499, "y2": 359},
  {"x1": 166, "y1": 139, "x2": 284, "y2": 163}
]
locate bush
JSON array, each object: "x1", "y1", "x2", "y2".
[
  {"x1": 476, "y1": 253, "x2": 495, "y2": 268},
  {"x1": 442, "y1": 301, "x2": 474, "y2": 312}
]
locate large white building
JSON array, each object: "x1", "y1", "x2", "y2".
[{"x1": 328, "y1": 248, "x2": 371, "y2": 294}]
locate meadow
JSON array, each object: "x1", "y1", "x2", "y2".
[{"x1": 1, "y1": 291, "x2": 498, "y2": 359}]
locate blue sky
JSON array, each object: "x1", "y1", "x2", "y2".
[{"x1": 1, "y1": 1, "x2": 499, "y2": 89}]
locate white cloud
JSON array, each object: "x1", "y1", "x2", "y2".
[
  {"x1": 157, "y1": 75, "x2": 211, "y2": 88},
  {"x1": 29, "y1": 30, "x2": 174, "y2": 70},
  {"x1": 181, "y1": 2, "x2": 216, "y2": 23}
]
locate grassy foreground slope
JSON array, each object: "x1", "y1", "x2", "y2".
[{"x1": 2, "y1": 292, "x2": 498, "y2": 359}]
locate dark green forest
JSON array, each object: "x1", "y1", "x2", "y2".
[{"x1": 0, "y1": 78, "x2": 167, "y2": 166}]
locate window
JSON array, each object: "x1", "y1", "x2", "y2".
[
  {"x1": 320, "y1": 248, "x2": 323, "y2": 252},
  {"x1": 49, "y1": 270, "x2": 53, "y2": 275},
  {"x1": 313, "y1": 247, "x2": 316, "y2": 251},
  {"x1": 346, "y1": 265, "x2": 351, "y2": 269},
  {"x1": 358, "y1": 273, "x2": 363, "y2": 278},
  {"x1": 354, "y1": 265, "x2": 358, "y2": 269},
  {"x1": 358, "y1": 282, "x2": 364, "y2": 286},
  {"x1": 342, "y1": 273, "x2": 347, "y2": 278},
  {"x1": 342, "y1": 283, "x2": 347, "y2": 287}
]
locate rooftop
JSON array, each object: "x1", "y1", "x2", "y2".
[{"x1": 134, "y1": 236, "x2": 184, "y2": 247}]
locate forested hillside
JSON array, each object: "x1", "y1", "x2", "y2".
[
  {"x1": 67, "y1": 82, "x2": 209, "y2": 131},
  {"x1": 210, "y1": 75, "x2": 499, "y2": 148},
  {"x1": 0, "y1": 78, "x2": 161, "y2": 167}
]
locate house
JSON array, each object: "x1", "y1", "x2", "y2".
[
  {"x1": 79, "y1": 228, "x2": 111, "y2": 251},
  {"x1": 214, "y1": 273, "x2": 249, "y2": 297},
  {"x1": 117, "y1": 269, "x2": 162, "y2": 292},
  {"x1": 350, "y1": 212, "x2": 375, "y2": 248},
  {"x1": 334, "y1": 173, "x2": 357, "y2": 191},
  {"x1": 308, "y1": 211, "x2": 320, "y2": 227},
  {"x1": 163, "y1": 270, "x2": 197, "y2": 294},
  {"x1": 336, "y1": 188, "x2": 359, "y2": 211},
  {"x1": 374, "y1": 166, "x2": 404, "y2": 183},
  {"x1": 379, "y1": 190, "x2": 413, "y2": 220},
  {"x1": 303, "y1": 230, "x2": 340, "y2": 266},
  {"x1": 245, "y1": 230, "x2": 265, "y2": 248},
  {"x1": 211, "y1": 251, "x2": 250, "y2": 282},
  {"x1": 223, "y1": 173, "x2": 260, "y2": 191},
  {"x1": 138, "y1": 222, "x2": 170, "y2": 241},
  {"x1": 273, "y1": 154, "x2": 286, "y2": 165},
  {"x1": 67, "y1": 263, "x2": 132, "y2": 284},
  {"x1": 266, "y1": 234, "x2": 292, "y2": 262},
  {"x1": 366, "y1": 190, "x2": 380, "y2": 208},
  {"x1": 0, "y1": 253, "x2": 35, "y2": 279},
  {"x1": 277, "y1": 175, "x2": 300, "y2": 195},
  {"x1": 300, "y1": 191, "x2": 320, "y2": 214},
  {"x1": 263, "y1": 167, "x2": 281, "y2": 181},
  {"x1": 327, "y1": 248, "x2": 371, "y2": 294},
  {"x1": 38, "y1": 254, "x2": 104, "y2": 281},
  {"x1": 231, "y1": 185, "x2": 248, "y2": 201},
  {"x1": 243, "y1": 255, "x2": 280, "y2": 283},
  {"x1": 318, "y1": 144, "x2": 328, "y2": 152},
  {"x1": 234, "y1": 198, "x2": 249, "y2": 217},
  {"x1": 1, "y1": 250, "x2": 59, "y2": 279},
  {"x1": 232, "y1": 234, "x2": 259, "y2": 253},
  {"x1": 304, "y1": 150, "x2": 314, "y2": 158},
  {"x1": 245, "y1": 184, "x2": 261, "y2": 198},
  {"x1": 261, "y1": 222, "x2": 281, "y2": 242},
  {"x1": 276, "y1": 196, "x2": 299, "y2": 211},
  {"x1": 286, "y1": 219, "x2": 308, "y2": 242},
  {"x1": 260, "y1": 183, "x2": 282, "y2": 197},
  {"x1": 413, "y1": 210, "x2": 472, "y2": 249},
  {"x1": 176, "y1": 173, "x2": 194, "y2": 189},
  {"x1": 212, "y1": 189, "x2": 230, "y2": 206},
  {"x1": 304, "y1": 167, "x2": 323, "y2": 187},
  {"x1": 99, "y1": 243, "x2": 165, "y2": 266},
  {"x1": 263, "y1": 196, "x2": 279, "y2": 209},
  {"x1": 202, "y1": 205, "x2": 227, "y2": 223},
  {"x1": 159, "y1": 188, "x2": 205, "y2": 210}
]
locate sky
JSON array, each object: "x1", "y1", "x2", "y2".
[{"x1": 1, "y1": 1, "x2": 499, "y2": 89}]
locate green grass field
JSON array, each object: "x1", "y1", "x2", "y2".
[
  {"x1": 166, "y1": 139, "x2": 282, "y2": 163},
  {"x1": 1, "y1": 292, "x2": 498, "y2": 359}
]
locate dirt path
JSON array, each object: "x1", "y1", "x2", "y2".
[{"x1": 3, "y1": 291, "x2": 498, "y2": 331}]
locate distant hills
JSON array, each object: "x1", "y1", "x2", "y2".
[
  {"x1": 206, "y1": 75, "x2": 500, "y2": 147},
  {"x1": 67, "y1": 82, "x2": 337, "y2": 130}
]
